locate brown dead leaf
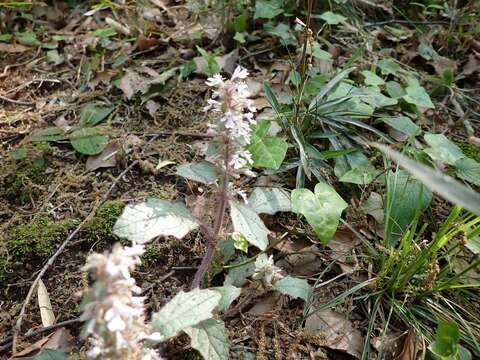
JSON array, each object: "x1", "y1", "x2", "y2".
[
  {"x1": 137, "y1": 35, "x2": 161, "y2": 51},
  {"x1": 86, "y1": 140, "x2": 121, "y2": 171},
  {"x1": 0, "y1": 43, "x2": 31, "y2": 53},
  {"x1": 305, "y1": 309, "x2": 364, "y2": 359},
  {"x1": 247, "y1": 292, "x2": 282, "y2": 316},
  {"x1": 431, "y1": 56, "x2": 457, "y2": 75},
  {"x1": 12, "y1": 328, "x2": 73, "y2": 358},
  {"x1": 462, "y1": 54, "x2": 479, "y2": 76},
  {"x1": 276, "y1": 245, "x2": 323, "y2": 276},
  {"x1": 395, "y1": 330, "x2": 417, "y2": 360},
  {"x1": 252, "y1": 97, "x2": 271, "y2": 111},
  {"x1": 246, "y1": 78, "x2": 263, "y2": 98},
  {"x1": 119, "y1": 70, "x2": 150, "y2": 100}
]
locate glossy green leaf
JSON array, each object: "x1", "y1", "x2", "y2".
[
  {"x1": 292, "y1": 182, "x2": 348, "y2": 243},
  {"x1": 247, "y1": 121, "x2": 288, "y2": 170},
  {"x1": 113, "y1": 198, "x2": 198, "y2": 243},
  {"x1": 69, "y1": 127, "x2": 109, "y2": 155},
  {"x1": 151, "y1": 289, "x2": 221, "y2": 340},
  {"x1": 230, "y1": 201, "x2": 269, "y2": 250},
  {"x1": 385, "y1": 81, "x2": 405, "y2": 98}
]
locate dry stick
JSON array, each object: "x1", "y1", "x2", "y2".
[
  {"x1": 191, "y1": 136, "x2": 230, "y2": 289},
  {"x1": 0, "y1": 94, "x2": 35, "y2": 106},
  {"x1": 11, "y1": 160, "x2": 139, "y2": 354},
  {"x1": 0, "y1": 318, "x2": 82, "y2": 353}
]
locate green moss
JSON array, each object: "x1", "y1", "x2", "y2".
[
  {"x1": 141, "y1": 243, "x2": 162, "y2": 266},
  {"x1": 4, "y1": 158, "x2": 48, "y2": 204},
  {"x1": 457, "y1": 142, "x2": 480, "y2": 163},
  {"x1": 83, "y1": 200, "x2": 125, "y2": 243},
  {"x1": 7, "y1": 216, "x2": 78, "y2": 260}
]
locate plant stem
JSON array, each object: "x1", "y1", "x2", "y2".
[{"x1": 192, "y1": 135, "x2": 230, "y2": 288}]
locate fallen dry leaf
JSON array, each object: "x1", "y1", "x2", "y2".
[
  {"x1": 395, "y1": 330, "x2": 417, "y2": 360},
  {"x1": 12, "y1": 328, "x2": 73, "y2": 358},
  {"x1": 247, "y1": 292, "x2": 282, "y2": 316},
  {"x1": 86, "y1": 141, "x2": 121, "y2": 171},
  {"x1": 37, "y1": 279, "x2": 55, "y2": 327},
  {"x1": 305, "y1": 309, "x2": 364, "y2": 359},
  {"x1": 0, "y1": 43, "x2": 31, "y2": 53}
]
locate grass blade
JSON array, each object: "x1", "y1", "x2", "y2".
[{"x1": 374, "y1": 144, "x2": 480, "y2": 215}]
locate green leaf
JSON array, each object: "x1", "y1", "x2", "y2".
[
  {"x1": 339, "y1": 165, "x2": 381, "y2": 185},
  {"x1": 254, "y1": 0, "x2": 284, "y2": 19},
  {"x1": 292, "y1": 183, "x2": 348, "y2": 243},
  {"x1": 247, "y1": 121, "x2": 288, "y2": 170},
  {"x1": 31, "y1": 127, "x2": 66, "y2": 142},
  {"x1": 311, "y1": 42, "x2": 332, "y2": 60},
  {"x1": 15, "y1": 31, "x2": 41, "y2": 46},
  {"x1": 233, "y1": 32, "x2": 247, "y2": 43},
  {"x1": 10, "y1": 148, "x2": 26, "y2": 160},
  {"x1": 69, "y1": 127, "x2": 109, "y2": 155},
  {"x1": 0, "y1": 33, "x2": 13, "y2": 42},
  {"x1": 232, "y1": 232, "x2": 249, "y2": 253},
  {"x1": 381, "y1": 116, "x2": 421, "y2": 137},
  {"x1": 430, "y1": 321, "x2": 460, "y2": 358},
  {"x1": 45, "y1": 50, "x2": 64, "y2": 65},
  {"x1": 319, "y1": 11, "x2": 347, "y2": 25},
  {"x1": 80, "y1": 104, "x2": 115, "y2": 126},
  {"x1": 93, "y1": 27, "x2": 117, "y2": 37},
  {"x1": 273, "y1": 276, "x2": 312, "y2": 301},
  {"x1": 264, "y1": 22, "x2": 297, "y2": 46},
  {"x1": 374, "y1": 143, "x2": 480, "y2": 216},
  {"x1": 455, "y1": 157, "x2": 480, "y2": 186},
  {"x1": 386, "y1": 170, "x2": 432, "y2": 243},
  {"x1": 113, "y1": 198, "x2": 198, "y2": 243},
  {"x1": 22, "y1": 349, "x2": 69, "y2": 360},
  {"x1": 197, "y1": 46, "x2": 220, "y2": 77},
  {"x1": 378, "y1": 59, "x2": 401, "y2": 75},
  {"x1": 185, "y1": 318, "x2": 230, "y2": 360},
  {"x1": 248, "y1": 187, "x2": 291, "y2": 215},
  {"x1": 151, "y1": 289, "x2": 221, "y2": 340},
  {"x1": 224, "y1": 256, "x2": 256, "y2": 287},
  {"x1": 361, "y1": 70, "x2": 385, "y2": 86},
  {"x1": 230, "y1": 201, "x2": 270, "y2": 250},
  {"x1": 403, "y1": 84, "x2": 435, "y2": 109},
  {"x1": 385, "y1": 81, "x2": 406, "y2": 98},
  {"x1": 176, "y1": 161, "x2": 219, "y2": 184},
  {"x1": 212, "y1": 285, "x2": 241, "y2": 311},
  {"x1": 181, "y1": 60, "x2": 197, "y2": 78},
  {"x1": 424, "y1": 133, "x2": 465, "y2": 165}
]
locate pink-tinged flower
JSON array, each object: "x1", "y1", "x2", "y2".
[
  {"x1": 81, "y1": 244, "x2": 163, "y2": 359},
  {"x1": 205, "y1": 66, "x2": 257, "y2": 174}
]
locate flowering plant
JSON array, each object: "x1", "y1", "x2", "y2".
[{"x1": 80, "y1": 66, "x2": 322, "y2": 360}]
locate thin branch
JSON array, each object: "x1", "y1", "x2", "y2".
[
  {"x1": 364, "y1": 19, "x2": 451, "y2": 27},
  {"x1": 0, "y1": 319, "x2": 82, "y2": 353}
]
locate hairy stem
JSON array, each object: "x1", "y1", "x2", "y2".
[{"x1": 192, "y1": 136, "x2": 230, "y2": 288}]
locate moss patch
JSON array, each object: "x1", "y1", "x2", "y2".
[
  {"x1": 457, "y1": 142, "x2": 480, "y2": 163},
  {"x1": 141, "y1": 243, "x2": 162, "y2": 266},
  {"x1": 7, "y1": 216, "x2": 78, "y2": 259},
  {"x1": 82, "y1": 200, "x2": 125, "y2": 243},
  {"x1": 3, "y1": 158, "x2": 49, "y2": 205}
]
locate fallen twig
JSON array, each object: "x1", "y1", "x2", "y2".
[
  {"x1": 0, "y1": 94, "x2": 35, "y2": 106},
  {"x1": 0, "y1": 318, "x2": 82, "y2": 353}
]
